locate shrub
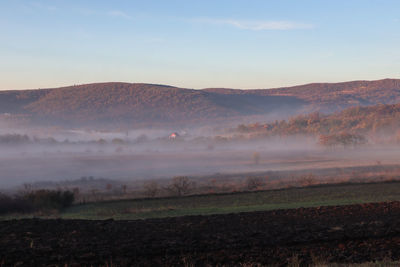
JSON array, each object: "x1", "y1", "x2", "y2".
[
  {"x1": 0, "y1": 189, "x2": 76, "y2": 214},
  {"x1": 0, "y1": 193, "x2": 33, "y2": 214},
  {"x1": 167, "y1": 176, "x2": 195, "y2": 197},
  {"x1": 143, "y1": 181, "x2": 159, "y2": 198},
  {"x1": 23, "y1": 190, "x2": 75, "y2": 211},
  {"x1": 298, "y1": 174, "x2": 318, "y2": 187},
  {"x1": 245, "y1": 176, "x2": 265, "y2": 191}
]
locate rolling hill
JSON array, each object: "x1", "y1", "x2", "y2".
[
  {"x1": 1, "y1": 79, "x2": 400, "y2": 127},
  {"x1": 0, "y1": 83, "x2": 304, "y2": 127},
  {"x1": 205, "y1": 79, "x2": 400, "y2": 113},
  {"x1": 233, "y1": 101, "x2": 400, "y2": 145}
]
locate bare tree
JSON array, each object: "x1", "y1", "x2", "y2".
[
  {"x1": 121, "y1": 184, "x2": 127, "y2": 195},
  {"x1": 72, "y1": 187, "x2": 80, "y2": 197},
  {"x1": 167, "y1": 176, "x2": 194, "y2": 197},
  {"x1": 299, "y1": 173, "x2": 317, "y2": 187},
  {"x1": 106, "y1": 183, "x2": 112, "y2": 191},
  {"x1": 245, "y1": 176, "x2": 265, "y2": 191},
  {"x1": 143, "y1": 181, "x2": 159, "y2": 198},
  {"x1": 23, "y1": 183, "x2": 32, "y2": 193}
]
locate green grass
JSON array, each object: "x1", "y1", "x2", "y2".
[{"x1": 3, "y1": 182, "x2": 400, "y2": 220}]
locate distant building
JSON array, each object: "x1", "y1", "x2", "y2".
[{"x1": 169, "y1": 132, "x2": 180, "y2": 139}]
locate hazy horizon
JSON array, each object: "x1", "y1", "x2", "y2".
[{"x1": 1, "y1": 77, "x2": 400, "y2": 91}]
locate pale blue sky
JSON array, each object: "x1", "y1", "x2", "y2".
[{"x1": 1, "y1": 0, "x2": 400, "y2": 90}]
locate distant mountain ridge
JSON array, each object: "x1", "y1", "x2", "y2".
[
  {"x1": 1, "y1": 79, "x2": 400, "y2": 127},
  {"x1": 204, "y1": 79, "x2": 400, "y2": 113}
]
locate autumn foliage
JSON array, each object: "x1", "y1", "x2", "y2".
[
  {"x1": 235, "y1": 102, "x2": 400, "y2": 145},
  {"x1": 1, "y1": 79, "x2": 400, "y2": 127}
]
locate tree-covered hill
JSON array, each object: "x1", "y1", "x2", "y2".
[
  {"x1": 1, "y1": 79, "x2": 400, "y2": 127},
  {"x1": 234, "y1": 102, "x2": 400, "y2": 145}
]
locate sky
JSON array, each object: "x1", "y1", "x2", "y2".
[{"x1": 1, "y1": 0, "x2": 400, "y2": 90}]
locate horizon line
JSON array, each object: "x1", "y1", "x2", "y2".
[{"x1": 1, "y1": 77, "x2": 399, "y2": 92}]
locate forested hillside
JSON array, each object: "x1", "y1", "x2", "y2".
[
  {"x1": 0, "y1": 79, "x2": 399, "y2": 127},
  {"x1": 0, "y1": 83, "x2": 304, "y2": 127},
  {"x1": 205, "y1": 79, "x2": 400, "y2": 113},
  {"x1": 235, "y1": 103, "x2": 400, "y2": 145}
]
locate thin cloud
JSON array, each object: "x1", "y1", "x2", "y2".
[
  {"x1": 196, "y1": 18, "x2": 314, "y2": 30},
  {"x1": 108, "y1": 10, "x2": 132, "y2": 20}
]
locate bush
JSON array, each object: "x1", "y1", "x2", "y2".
[
  {"x1": 298, "y1": 174, "x2": 318, "y2": 187},
  {"x1": 143, "y1": 181, "x2": 159, "y2": 198},
  {"x1": 0, "y1": 193, "x2": 33, "y2": 214},
  {"x1": 167, "y1": 176, "x2": 195, "y2": 197},
  {"x1": 24, "y1": 190, "x2": 75, "y2": 210},
  {"x1": 0, "y1": 190, "x2": 75, "y2": 215},
  {"x1": 245, "y1": 176, "x2": 265, "y2": 190}
]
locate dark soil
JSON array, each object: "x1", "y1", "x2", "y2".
[{"x1": 1, "y1": 202, "x2": 400, "y2": 266}]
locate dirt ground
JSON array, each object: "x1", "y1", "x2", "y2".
[{"x1": 1, "y1": 201, "x2": 400, "y2": 266}]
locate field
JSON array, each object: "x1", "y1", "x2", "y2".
[
  {"x1": 2, "y1": 180, "x2": 400, "y2": 266},
  {"x1": 1, "y1": 201, "x2": 400, "y2": 266},
  {"x1": 2, "y1": 181, "x2": 400, "y2": 220},
  {"x1": 64, "y1": 181, "x2": 400, "y2": 220}
]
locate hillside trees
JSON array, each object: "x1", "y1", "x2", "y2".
[
  {"x1": 318, "y1": 133, "x2": 367, "y2": 149},
  {"x1": 233, "y1": 102, "x2": 400, "y2": 145}
]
